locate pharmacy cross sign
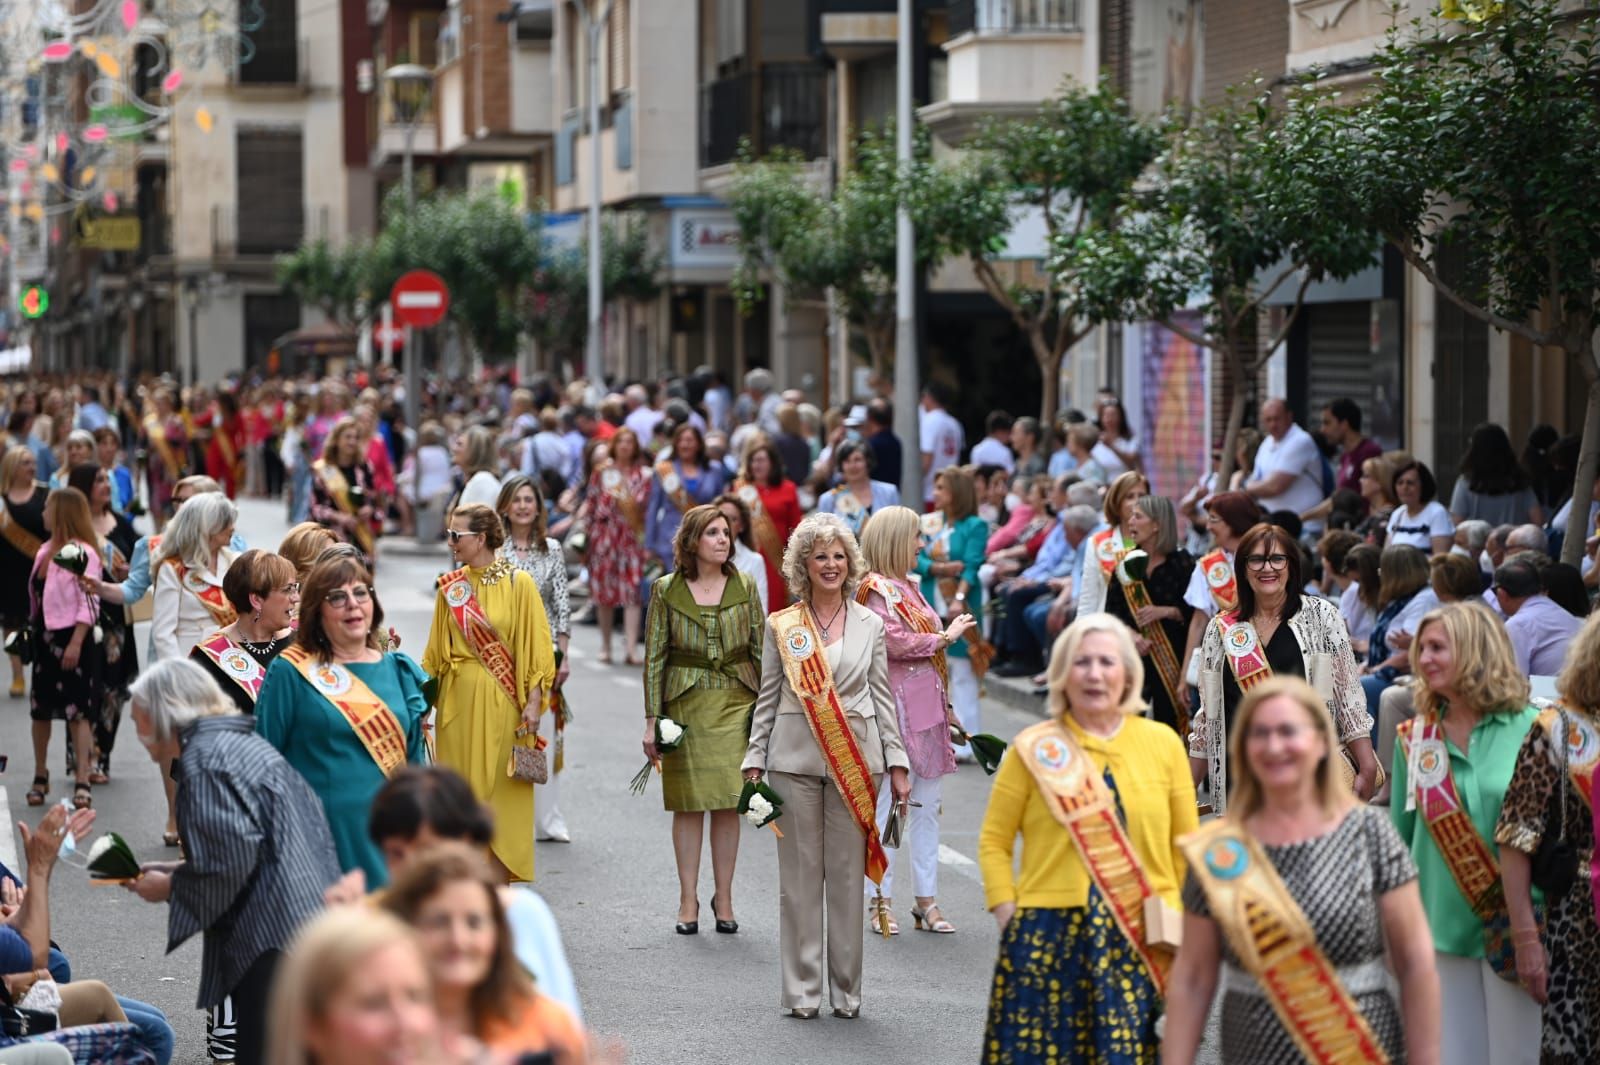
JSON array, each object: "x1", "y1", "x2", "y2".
[{"x1": 390, "y1": 270, "x2": 450, "y2": 329}]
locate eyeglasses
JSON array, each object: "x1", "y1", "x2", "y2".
[
  {"x1": 447, "y1": 529, "x2": 482, "y2": 543},
  {"x1": 1244, "y1": 553, "x2": 1291, "y2": 570},
  {"x1": 278, "y1": 582, "x2": 301, "y2": 597},
  {"x1": 324, "y1": 586, "x2": 372, "y2": 607}
]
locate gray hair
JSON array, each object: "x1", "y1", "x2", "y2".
[
  {"x1": 1066, "y1": 481, "x2": 1101, "y2": 509},
  {"x1": 153, "y1": 492, "x2": 239, "y2": 571},
  {"x1": 744, "y1": 368, "x2": 774, "y2": 394},
  {"x1": 65, "y1": 429, "x2": 95, "y2": 454},
  {"x1": 1061, "y1": 504, "x2": 1100, "y2": 534},
  {"x1": 128, "y1": 658, "x2": 238, "y2": 743},
  {"x1": 781, "y1": 512, "x2": 868, "y2": 602},
  {"x1": 1506, "y1": 523, "x2": 1549, "y2": 554},
  {"x1": 1133, "y1": 494, "x2": 1180, "y2": 555},
  {"x1": 1455, "y1": 519, "x2": 1491, "y2": 555}
]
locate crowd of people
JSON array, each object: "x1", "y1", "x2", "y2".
[{"x1": 0, "y1": 365, "x2": 1599, "y2": 1064}]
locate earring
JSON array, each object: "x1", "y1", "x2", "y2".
[{"x1": 252, "y1": 611, "x2": 261, "y2": 624}]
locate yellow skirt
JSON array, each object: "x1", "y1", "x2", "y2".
[{"x1": 435, "y1": 663, "x2": 534, "y2": 882}]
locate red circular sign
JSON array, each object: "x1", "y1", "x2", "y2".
[{"x1": 390, "y1": 270, "x2": 450, "y2": 329}]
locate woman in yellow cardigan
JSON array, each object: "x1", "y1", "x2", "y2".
[{"x1": 977, "y1": 612, "x2": 1197, "y2": 1065}]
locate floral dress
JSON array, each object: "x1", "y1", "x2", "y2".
[{"x1": 585, "y1": 463, "x2": 650, "y2": 608}]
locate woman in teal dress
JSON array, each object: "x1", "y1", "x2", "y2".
[
  {"x1": 256, "y1": 554, "x2": 428, "y2": 888},
  {"x1": 915, "y1": 466, "x2": 989, "y2": 759}
]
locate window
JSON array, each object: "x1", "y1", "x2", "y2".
[
  {"x1": 239, "y1": 0, "x2": 299, "y2": 84},
  {"x1": 235, "y1": 128, "x2": 304, "y2": 254},
  {"x1": 607, "y1": 0, "x2": 630, "y2": 95},
  {"x1": 244, "y1": 293, "x2": 301, "y2": 373}
]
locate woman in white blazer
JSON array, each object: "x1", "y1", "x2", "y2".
[{"x1": 743, "y1": 512, "x2": 910, "y2": 1020}]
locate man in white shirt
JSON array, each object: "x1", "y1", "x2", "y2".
[
  {"x1": 622, "y1": 384, "x2": 665, "y2": 442},
  {"x1": 1495, "y1": 557, "x2": 1582, "y2": 675},
  {"x1": 969, "y1": 410, "x2": 1016, "y2": 472},
  {"x1": 1245, "y1": 399, "x2": 1327, "y2": 534},
  {"x1": 919, "y1": 383, "x2": 964, "y2": 507}
]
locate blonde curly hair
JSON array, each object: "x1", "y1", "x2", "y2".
[
  {"x1": 781, "y1": 512, "x2": 867, "y2": 602},
  {"x1": 1409, "y1": 601, "x2": 1529, "y2": 719},
  {"x1": 1557, "y1": 611, "x2": 1600, "y2": 712}
]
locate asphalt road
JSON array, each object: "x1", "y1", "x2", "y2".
[{"x1": 0, "y1": 497, "x2": 1053, "y2": 1065}]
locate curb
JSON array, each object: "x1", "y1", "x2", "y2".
[
  {"x1": 983, "y1": 673, "x2": 1048, "y2": 717},
  {"x1": 380, "y1": 538, "x2": 449, "y2": 558}
]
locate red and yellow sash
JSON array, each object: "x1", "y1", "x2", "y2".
[
  {"x1": 856, "y1": 573, "x2": 947, "y2": 696},
  {"x1": 600, "y1": 463, "x2": 645, "y2": 537},
  {"x1": 770, "y1": 603, "x2": 888, "y2": 884},
  {"x1": 1398, "y1": 716, "x2": 1519, "y2": 981},
  {"x1": 0, "y1": 491, "x2": 42, "y2": 560},
  {"x1": 1181, "y1": 819, "x2": 1391, "y2": 1064},
  {"x1": 164, "y1": 557, "x2": 238, "y2": 628},
  {"x1": 215, "y1": 421, "x2": 244, "y2": 491},
  {"x1": 314, "y1": 460, "x2": 375, "y2": 555},
  {"x1": 1116, "y1": 566, "x2": 1188, "y2": 734},
  {"x1": 144, "y1": 414, "x2": 185, "y2": 478},
  {"x1": 194, "y1": 631, "x2": 269, "y2": 705},
  {"x1": 1199, "y1": 548, "x2": 1238, "y2": 614},
  {"x1": 1089, "y1": 526, "x2": 1124, "y2": 578},
  {"x1": 281, "y1": 645, "x2": 408, "y2": 776},
  {"x1": 1541, "y1": 704, "x2": 1600, "y2": 808},
  {"x1": 438, "y1": 564, "x2": 521, "y2": 710},
  {"x1": 654, "y1": 461, "x2": 693, "y2": 513},
  {"x1": 1215, "y1": 611, "x2": 1273, "y2": 690},
  {"x1": 1014, "y1": 719, "x2": 1172, "y2": 993},
  {"x1": 738, "y1": 481, "x2": 785, "y2": 573}
]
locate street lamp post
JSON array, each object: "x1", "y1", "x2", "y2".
[
  {"x1": 574, "y1": 0, "x2": 615, "y2": 401},
  {"x1": 183, "y1": 277, "x2": 200, "y2": 391},
  {"x1": 387, "y1": 63, "x2": 433, "y2": 432},
  {"x1": 893, "y1": 0, "x2": 921, "y2": 507}
]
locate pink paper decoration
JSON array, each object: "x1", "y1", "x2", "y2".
[
  {"x1": 42, "y1": 42, "x2": 73, "y2": 62},
  {"x1": 83, "y1": 126, "x2": 108, "y2": 143},
  {"x1": 163, "y1": 70, "x2": 184, "y2": 94},
  {"x1": 121, "y1": 0, "x2": 140, "y2": 31},
  {"x1": 103, "y1": 192, "x2": 119, "y2": 211}
]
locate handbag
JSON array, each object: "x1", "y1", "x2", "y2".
[
  {"x1": 1531, "y1": 709, "x2": 1579, "y2": 899},
  {"x1": 882, "y1": 798, "x2": 905, "y2": 849},
  {"x1": 507, "y1": 726, "x2": 549, "y2": 785}
]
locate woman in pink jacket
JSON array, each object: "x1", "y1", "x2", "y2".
[
  {"x1": 855, "y1": 506, "x2": 976, "y2": 935},
  {"x1": 27, "y1": 487, "x2": 105, "y2": 809}
]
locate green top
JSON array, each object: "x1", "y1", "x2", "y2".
[
  {"x1": 643, "y1": 570, "x2": 764, "y2": 718},
  {"x1": 1389, "y1": 702, "x2": 1539, "y2": 957}
]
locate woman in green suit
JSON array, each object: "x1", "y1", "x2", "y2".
[
  {"x1": 917, "y1": 466, "x2": 989, "y2": 760},
  {"x1": 643, "y1": 503, "x2": 764, "y2": 936}
]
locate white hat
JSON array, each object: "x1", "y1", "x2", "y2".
[{"x1": 844, "y1": 404, "x2": 867, "y2": 427}]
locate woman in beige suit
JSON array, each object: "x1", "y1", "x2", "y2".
[{"x1": 743, "y1": 512, "x2": 910, "y2": 1020}]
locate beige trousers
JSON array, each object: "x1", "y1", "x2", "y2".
[
  {"x1": 769, "y1": 771, "x2": 869, "y2": 1012},
  {"x1": 1372, "y1": 685, "x2": 1416, "y2": 805}
]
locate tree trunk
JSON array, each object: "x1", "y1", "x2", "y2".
[
  {"x1": 1032, "y1": 326, "x2": 1059, "y2": 425},
  {"x1": 1214, "y1": 344, "x2": 1248, "y2": 492},
  {"x1": 1561, "y1": 353, "x2": 1600, "y2": 566}
]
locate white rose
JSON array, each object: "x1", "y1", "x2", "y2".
[
  {"x1": 745, "y1": 793, "x2": 773, "y2": 826},
  {"x1": 59, "y1": 544, "x2": 81, "y2": 562},
  {"x1": 92, "y1": 625, "x2": 103, "y2": 645},
  {"x1": 85, "y1": 834, "x2": 115, "y2": 864},
  {"x1": 657, "y1": 718, "x2": 684, "y2": 745}
]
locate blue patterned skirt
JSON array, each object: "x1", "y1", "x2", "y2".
[{"x1": 982, "y1": 894, "x2": 1161, "y2": 1065}]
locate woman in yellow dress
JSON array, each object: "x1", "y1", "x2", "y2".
[{"x1": 423, "y1": 503, "x2": 555, "y2": 884}]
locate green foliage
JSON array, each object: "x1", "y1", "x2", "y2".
[
  {"x1": 525, "y1": 213, "x2": 664, "y2": 365},
  {"x1": 274, "y1": 239, "x2": 373, "y2": 329}
]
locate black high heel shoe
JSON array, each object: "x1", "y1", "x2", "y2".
[
  {"x1": 712, "y1": 894, "x2": 738, "y2": 934},
  {"x1": 675, "y1": 902, "x2": 699, "y2": 935}
]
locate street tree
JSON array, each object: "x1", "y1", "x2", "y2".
[
  {"x1": 275, "y1": 238, "x2": 374, "y2": 330},
  {"x1": 526, "y1": 213, "x2": 663, "y2": 375},
  {"x1": 1291, "y1": 0, "x2": 1600, "y2": 563},
  {"x1": 1071, "y1": 86, "x2": 1378, "y2": 486}
]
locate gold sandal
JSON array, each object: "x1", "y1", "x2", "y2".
[{"x1": 869, "y1": 895, "x2": 899, "y2": 936}]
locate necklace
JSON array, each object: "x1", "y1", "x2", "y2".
[{"x1": 814, "y1": 599, "x2": 846, "y2": 639}]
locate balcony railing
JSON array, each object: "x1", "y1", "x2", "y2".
[
  {"x1": 701, "y1": 62, "x2": 827, "y2": 169},
  {"x1": 948, "y1": 0, "x2": 1081, "y2": 35},
  {"x1": 213, "y1": 204, "x2": 329, "y2": 258}
]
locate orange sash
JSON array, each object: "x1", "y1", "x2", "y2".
[
  {"x1": 600, "y1": 463, "x2": 645, "y2": 537},
  {"x1": 215, "y1": 422, "x2": 244, "y2": 491},
  {"x1": 770, "y1": 603, "x2": 888, "y2": 883},
  {"x1": 1014, "y1": 719, "x2": 1173, "y2": 993},
  {"x1": 164, "y1": 557, "x2": 238, "y2": 628},
  {"x1": 1181, "y1": 819, "x2": 1391, "y2": 1064},
  {"x1": 144, "y1": 413, "x2": 184, "y2": 478},
  {"x1": 738, "y1": 481, "x2": 785, "y2": 573},
  {"x1": 856, "y1": 573, "x2": 947, "y2": 696},
  {"x1": 654, "y1": 461, "x2": 694, "y2": 513},
  {"x1": 314, "y1": 460, "x2": 375, "y2": 555},
  {"x1": 1540, "y1": 704, "x2": 1600, "y2": 808},
  {"x1": 438, "y1": 564, "x2": 522, "y2": 710},
  {"x1": 194, "y1": 631, "x2": 269, "y2": 705},
  {"x1": 1398, "y1": 716, "x2": 1520, "y2": 980},
  {"x1": 1199, "y1": 548, "x2": 1238, "y2": 614},
  {"x1": 0, "y1": 492, "x2": 42, "y2": 560},
  {"x1": 281, "y1": 645, "x2": 409, "y2": 776},
  {"x1": 1089, "y1": 526, "x2": 1124, "y2": 578},
  {"x1": 1116, "y1": 566, "x2": 1188, "y2": 733}
]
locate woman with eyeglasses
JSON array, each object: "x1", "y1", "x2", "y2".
[
  {"x1": 424, "y1": 503, "x2": 554, "y2": 884},
  {"x1": 188, "y1": 550, "x2": 300, "y2": 715},
  {"x1": 1193, "y1": 523, "x2": 1379, "y2": 814},
  {"x1": 256, "y1": 555, "x2": 429, "y2": 889}
]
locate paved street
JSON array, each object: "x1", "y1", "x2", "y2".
[{"x1": 0, "y1": 498, "x2": 1049, "y2": 1065}]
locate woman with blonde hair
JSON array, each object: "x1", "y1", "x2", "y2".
[
  {"x1": 452, "y1": 425, "x2": 503, "y2": 509},
  {"x1": 744, "y1": 512, "x2": 908, "y2": 1018},
  {"x1": 916, "y1": 465, "x2": 991, "y2": 759},
  {"x1": 1076, "y1": 471, "x2": 1149, "y2": 617},
  {"x1": 856, "y1": 506, "x2": 974, "y2": 935},
  {"x1": 582, "y1": 427, "x2": 651, "y2": 663},
  {"x1": 311, "y1": 416, "x2": 379, "y2": 565},
  {"x1": 1391, "y1": 602, "x2": 1541, "y2": 1065},
  {"x1": 1165, "y1": 677, "x2": 1439, "y2": 1065},
  {"x1": 47, "y1": 429, "x2": 94, "y2": 490},
  {"x1": 277, "y1": 521, "x2": 338, "y2": 584},
  {"x1": 1496, "y1": 610, "x2": 1600, "y2": 1063},
  {"x1": 979, "y1": 614, "x2": 1196, "y2": 1062}
]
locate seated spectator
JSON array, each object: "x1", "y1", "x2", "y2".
[
  {"x1": 1548, "y1": 472, "x2": 1600, "y2": 566},
  {"x1": 991, "y1": 500, "x2": 1097, "y2": 678},
  {"x1": 1506, "y1": 522, "x2": 1551, "y2": 559},
  {"x1": 1450, "y1": 423, "x2": 1543, "y2": 526},
  {"x1": 1495, "y1": 556, "x2": 1583, "y2": 675},
  {"x1": 1340, "y1": 543, "x2": 1382, "y2": 652},
  {"x1": 1485, "y1": 522, "x2": 1516, "y2": 571},
  {"x1": 1324, "y1": 488, "x2": 1366, "y2": 532},
  {"x1": 973, "y1": 465, "x2": 1011, "y2": 528},
  {"x1": 1091, "y1": 399, "x2": 1142, "y2": 478},
  {"x1": 1355, "y1": 455, "x2": 1399, "y2": 544},
  {"x1": 1012, "y1": 416, "x2": 1046, "y2": 477},
  {"x1": 1315, "y1": 529, "x2": 1362, "y2": 599},
  {"x1": 1360, "y1": 545, "x2": 1436, "y2": 729},
  {"x1": 1430, "y1": 552, "x2": 1486, "y2": 605},
  {"x1": 1542, "y1": 561, "x2": 1591, "y2": 619},
  {"x1": 1046, "y1": 409, "x2": 1089, "y2": 476},
  {"x1": 983, "y1": 475, "x2": 1055, "y2": 588},
  {"x1": 970, "y1": 411, "x2": 1016, "y2": 472},
  {"x1": 1060, "y1": 423, "x2": 1106, "y2": 486},
  {"x1": 1385, "y1": 461, "x2": 1454, "y2": 554},
  {"x1": 1452, "y1": 518, "x2": 1493, "y2": 581}
]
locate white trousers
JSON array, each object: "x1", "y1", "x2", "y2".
[
  {"x1": 534, "y1": 706, "x2": 567, "y2": 840},
  {"x1": 1435, "y1": 952, "x2": 1541, "y2": 1065},
  {"x1": 867, "y1": 770, "x2": 942, "y2": 900},
  {"x1": 948, "y1": 657, "x2": 979, "y2": 760}
]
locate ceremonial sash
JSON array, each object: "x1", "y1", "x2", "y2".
[
  {"x1": 654, "y1": 461, "x2": 694, "y2": 513},
  {"x1": 1181, "y1": 819, "x2": 1391, "y2": 1064},
  {"x1": 1199, "y1": 548, "x2": 1238, "y2": 614},
  {"x1": 1215, "y1": 612, "x2": 1273, "y2": 691},
  {"x1": 1090, "y1": 526, "x2": 1124, "y2": 578},
  {"x1": 144, "y1": 415, "x2": 183, "y2": 477},
  {"x1": 1116, "y1": 568, "x2": 1188, "y2": 733},
  {"x1": 1544, "y1": 704, "x2": 1600, "y2": 808},
  {"x1": 856, "y1": 573, "x2": 948, "y2": 696},
  {"x1": 1013, "y1": 719, "x2": 1172, "y2": 993},
  {"x1": 770, "y1": 603, "x2": 889, "y2": 884},
  {"x1": 281, "y1": 645, "x2": 408, "y2": 776},
  {"x1": 437, "y1": 565, "x2": 522, "y2": 710},
  {"x1": 164, "y1": 558, "x2": 238, "y2": 628},
  {"x1": 738, "y1": 481, "x2": 785, "y2": 573},
  {"x1": 314, "y1": 461, "x2": 375, "y2": 555},
  {"x1": 1398, "y1": 716, "x2": 1520, "y2": 980},
  {"x1": 601, "y1": 464, "x2": 645, "y2": 537},
  {"x1": 194, "y1": 632, "x2": 268, "y2": 705},
  {"x1": 0, "y1": 494, "x2": 42, "y2": 560},
  {"x1": 215, "y1": 423, "x2": 244, "y2": 488}
]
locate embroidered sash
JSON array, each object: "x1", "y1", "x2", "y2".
[
  {"x1": 1199, "y1": 548, "x2": 1238, "y2": 614},
  {"x1": 856, "y1": 573, "x2": 947, "y2": 696},
  {"x1": 1216, "y1": 612, "x2": 1273, "y2": 691},
  {"x1": 1398, "y1": 716, "x2": 1520, "y2": 981},
  {"x1": 314, "y1": 461, "x2": 375, "y2": 555},
  {"x1": 1014, "y1": 719, "x2": 1171, "y2": 993},
  {"x1": 738, "y1": 481, "x2": 785, "y2": 574},
  {"x1": 1544, "y1": 704, "x2": 1600, "y2": 808},
  {"x1": 194, "y1": 632, "x2": 268, "y2": 705},
  {"x1": 1181, "y1": 820, "x2": 1391, "y2": 1064},
  {"x1": 0, "y1": 494, "x2": 42, "y2": 560},
  {"x1": 144, "y1": 414, "x2": 184, "y2": 478},
  {"x1": 437, "y1": 566, "x2": 522, "y2": 710},
  {"x1": 163, "y1": 558, "x2": 238, "y2": 628},
  {"x1": 601, "y1": 464, "x2": 645, "y2": 537},
  {"x1": 1116, "y1": 568, "x2": 1188, "y2": 734},
  {"x1": 654, "y1": 461, "x2": 694, "y2": 513},
  {"x1": 215, "y1": 423, "x2": 244, "y2": 489},
  {"x1": 281, "y1": 645, "x2": 408, "y2": 776},
  {"x1": 770, "y1": 602, "x2": 889, "y2": 884},
  {"x1": 1089, "y1": 526, "x2": 1124, "y2": 578}
]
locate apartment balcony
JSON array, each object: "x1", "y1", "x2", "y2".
[
  {"x1": 947, "y1": 0, "x2": 1079, "y2": 35},
  {"x1": 433, "y1": 45, "x2": 553, "y2": 158},
  {"x1": 700, "y1": 63, "x2": 829, "y2": 170},
  {"x1": 1286, "y1": 0, "x2": 1433, "y2": 77},
  {"x1": 211, "y1": 204, "x2": 330, "y2": 260}
]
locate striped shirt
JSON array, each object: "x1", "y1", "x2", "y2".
[{"x1": 170, "y1": 715, "x2": 342, "y2": 1008}]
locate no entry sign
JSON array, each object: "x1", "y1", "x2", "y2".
[{"x1": 390, "y1": 270, "x2": 449, "y2": 329}]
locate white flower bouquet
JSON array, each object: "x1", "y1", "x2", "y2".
[
  {"x1": 52, "y1": 543, "x2": 89, "y2": 577},
  {"x1": 1115, "y1": 548, "x2": 1150, "y2": 586},
  {"x1": 86, "y1": 831, "x2": 141, "y2": 884},
  {"x1": 629, "y1": 717, "x2": 687, "y2": 795},
  {"x1": 737, "y1": 777, "x2": 785, "y2": 837}
]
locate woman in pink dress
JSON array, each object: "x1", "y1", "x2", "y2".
[
  {"x1": 583, "y1": 428, "x2": 651, "y2": 664},
  {"x1": 854, "y1": 505, "x2": 977, "y2": 936}
]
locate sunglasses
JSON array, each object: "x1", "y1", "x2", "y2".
[{"x1": 447, "y1": 529, "x2": 483, "y2": 543}]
